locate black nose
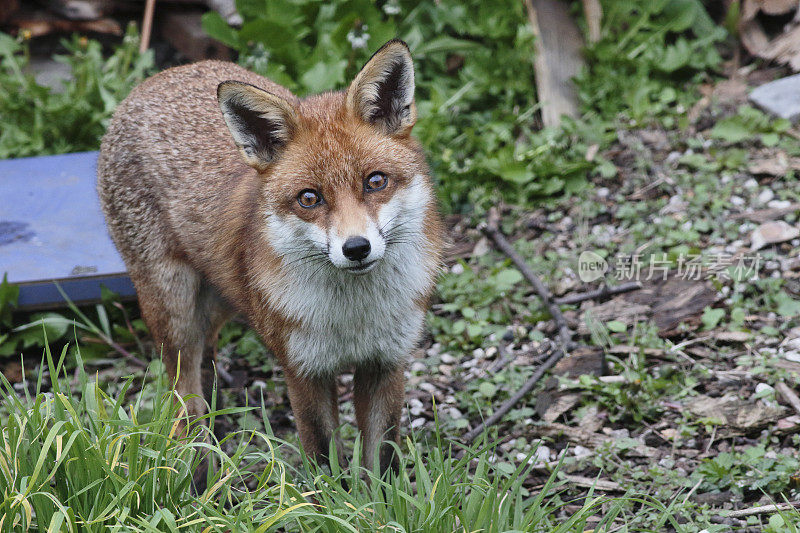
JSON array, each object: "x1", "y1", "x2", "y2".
[{"x1": 342, "y1": 236, "x2": 371, "y2": 261}]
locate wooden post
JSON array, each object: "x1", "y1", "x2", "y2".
[
  {"x1": 525, "y1": 0, "x2": 584, "y2": 128},
  {"x1": 582, "y1": 0, "x2": 603, "y2": 43}
]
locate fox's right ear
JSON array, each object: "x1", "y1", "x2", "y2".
[{"x1": 217, "y1": 81, "x2": 298, "y2": 171}]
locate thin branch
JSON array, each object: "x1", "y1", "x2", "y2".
[
  {"x1": 479, "y1": 208, "x2": 573, "y2": 349},
  {"x1": 553, "y1": 281, "x2": 641, "y2": 305},
  {"x1": 463, "y1": 345, "x2": 563, "y2": 443},
  {"x1": 462, "y1": 208, "x2": 580, "y2": 443},
  {"x1": 724, "y1": 501, "x2": 800, "y2": 519},
  {"x1": 101, "y1": 335, "x2": 148, "y2": 369}
]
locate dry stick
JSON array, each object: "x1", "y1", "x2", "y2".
[
  {"x1": 139, "y1": 0, "x2": 156, "y2": 54},
  {"x1": 553, "y1": 281, "x2": 641, "y2": 305},
  {"x1": 463, "y1": 346, "x2": 563, "y2": 443},
  {"x1": 462, "y1": 211, "x2": 577, "y2": 443},
  {"x1": 102, "y1": 335, "x2": 148, "y2": 368},
  {"x1": 479, "y1": 209, "x2": 573, "y2": 350},
  {"x1": 724, "y1": 501, "x2": 800, "y2": 519}
]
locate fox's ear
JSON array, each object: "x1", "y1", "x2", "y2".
[
  {"x1": 346, "y1": 39, "x2": 416, "y2": 136},
  {"x1": 218, "y1": 81, "x2": 298, "y2": 171}
]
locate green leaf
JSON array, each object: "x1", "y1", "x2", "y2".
[
  {"x1": 775, "y1": 291, "x2": 800, "y2": 317},
  {"x1": 606, "y1": 320, "x2": 627, "y2": 333},
  {"x1": 478, "y1": 381, "x2": 497, "y2": 398},
  {"x1": 300, "y1": 60, "x2": 347, "y2": 93},
  {"x1": 493, "y1": 268, "x2": 523, "y2": 290},
  {"x1": 711, "y1": 117, "x2": 752, "y2": 143},
  {"x1": 701, "y1": 307, "x2": 725, "y2": 330},
  {"x1": 760, "y1": 132, "x2": 779, "y2": 147},
  {"x1": 201, "y1": 11, "x2": 240, "y2": 48},
  {"x1": 0, "y1": 273, "x2": 20, "y2": 327}
]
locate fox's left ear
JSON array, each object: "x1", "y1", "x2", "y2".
[{"x1": 346, "y1": 39, "x2": 416, "y2": 136}]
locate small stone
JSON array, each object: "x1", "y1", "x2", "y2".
[
  {"x1": 419, "y1": 382, "x2": 436, "y2": 393},
  {"x1": 450, "y1": 263, "x2": 464, "y2": 275},
  {"x1": 408, "y1": 398, "x2": 424, "y2": 416},
  {"x1": 426, "y1": 342, "x2": 441, "y2": 357},
  {"x1": 410, "y1": 361, "x2": 427, "y2": 373},
  {"x1": 472, "y1": 348, "x2": 485, "y2": 359},
  {"x1": 768, "y1": 199, "x2": 793, "y2": 209},
  {"x1": 472, "y1": 237, "x2": 491, "y2": 257},
  {"x1": 447, "y1": 407, "x2": 463, "y2": 419},
  {"x1": 751, "y1": 220, "x2": 800, "y2": 251},
  {"x1": 597, "y1": 187, "x2": 610, "y2": 199},
  {"x1": 485, "y1": 346, "x2": 498, "y2": 358},
  {"x1": 440, "y1": 353, "x2": 457, "y2": 364},
  {"x1": 750, "y1": 73, "x2": 800, "y2": 122},
  {"x1": 743, "y1": 178, "x2": 759, "y2": 189},
  {"x1": 731, "y1": 196, "x2": 745, "y2": 206},
  {"x1": 784, "y1": 351, "x2": 800, "y2": 363},
  {"x1": 534, "y1": 445, "x2": 552, "y2": 464},
  {"x1": 756, "y1": 383, "x2": 775, "y2": 395},
  {"x1": 411, "y1": 417, "x2": 426, "y2": 429},
  {"x1": 573, "y1": 445, "x2": 591, "y2": 458},
  {"x1": 758, "y1": 189, "x2": 775, "y2": 204}
]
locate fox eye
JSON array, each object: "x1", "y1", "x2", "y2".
[
  {"x1": 297, "y1": 189, "x2": 323, "y2": 208},
  {"x1": 365, "y1": 172, "x2": 388, "y2": 192}
]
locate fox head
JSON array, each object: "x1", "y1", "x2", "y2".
[{"x1": 217, "y1": 40, "x2": 437, "y2": 277}]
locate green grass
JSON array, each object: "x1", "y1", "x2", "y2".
[{"x1": 0, "y1": 333, "x2": 688, "y2": 532}]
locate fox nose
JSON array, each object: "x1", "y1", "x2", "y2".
[{"x1": 342, "y1": 236, "x2": 371, "y2": 261}]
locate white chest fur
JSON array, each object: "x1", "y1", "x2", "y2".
[{"x1": 284, "y1": 262, "x2": 428, "y2": 375}]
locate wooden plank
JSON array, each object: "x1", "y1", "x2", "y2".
[
  {"x1": 525, "y1": 0, "x2": 584, "y2": 127},
  {"x1": 0, "y1": 151, "x2": 136, "y2": 309}
]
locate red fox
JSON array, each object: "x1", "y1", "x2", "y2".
[{"x1": 96, "y1": 40, "x2": 444, "y2": 473}]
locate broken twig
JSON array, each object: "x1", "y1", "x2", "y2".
[
  {"x1": 463, "y1": 208, "x2": 579, "y2": 443},
  {"x1": 463, "y1": 344, "x2": 563, "y2": 443},
  {"x1": 553, "y1": 281, "x2": 641, "y2": 305},
  {"x1": 479, "y1": 208, "x2": 573, "y2": 349},
  {"x1": 722, "y1": 501, "x2": 800, "y2": 519},
  {"x1": 99, "y1": 336, "x2": 148, "y2": 369}
]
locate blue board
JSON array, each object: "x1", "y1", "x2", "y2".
[{"x1": 0, "y1": 151, "x2": 136, "y2": 309}]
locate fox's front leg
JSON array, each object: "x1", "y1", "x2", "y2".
[
  {"x1": 353, "y1": 364, "x2": 405, "y2": 474},
  {"x1": 283, "y1": 368, "x2": 341, "y2": 467}
]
